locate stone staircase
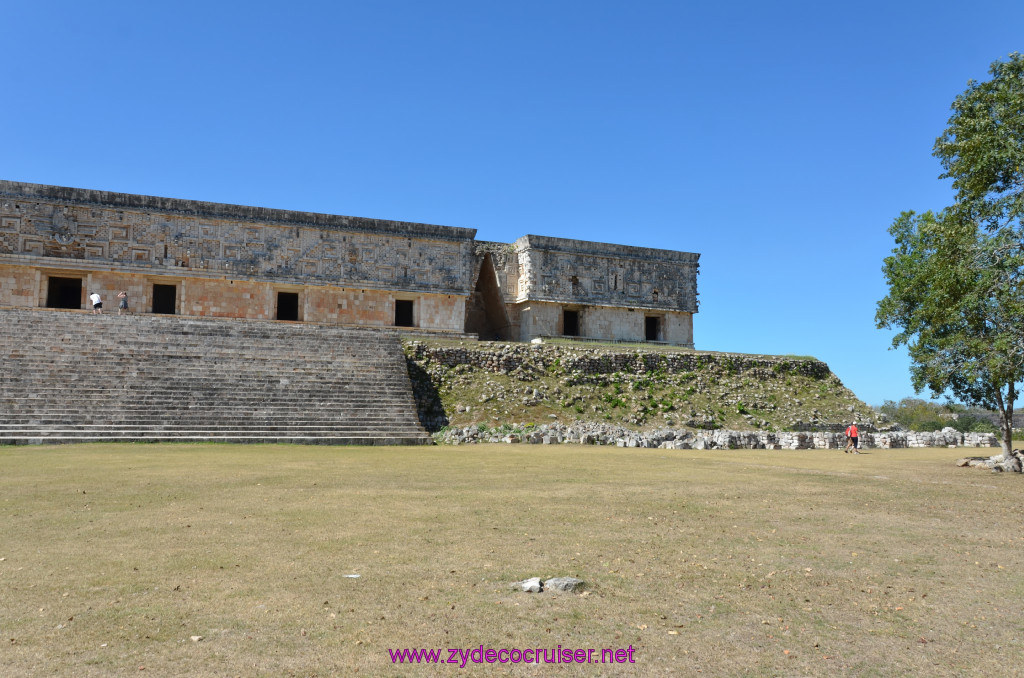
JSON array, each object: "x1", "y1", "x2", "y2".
[{"x1": 0, "y1": 308, "x2": 433, "y2": 445}]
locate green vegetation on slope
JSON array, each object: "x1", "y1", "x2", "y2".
[{"x1": 405, "y1": 339, "x2": 878, "y2": 433}]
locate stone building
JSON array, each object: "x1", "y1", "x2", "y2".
[{"x1": 0, "y1": 180, "x2": 699, "y2": 346}]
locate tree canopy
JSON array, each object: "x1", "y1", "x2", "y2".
[
  {"x1": 877, "y1": 53, "x2": 1024, "y2": 456},
  {"x1": 934, "y1": 52, "x2": 1024, "y2": 234}
]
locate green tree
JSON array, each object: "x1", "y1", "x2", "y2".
[
  {"x1": 876, "y1": 210, "x2": 1022, "y2": 456},
  {"x1": 877, "y1": 397, "x2": 997, "y2": 433},
  {"x1": 878, "y1": 53, "x2": 1024, "y2": 457},
  {"x1": 934, "y1": 52, "x2": 1024, "y2": 235}
]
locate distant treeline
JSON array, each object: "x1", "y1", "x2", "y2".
[{"x1": 875, "y1": 398, "x2": 1023, "y2": 433}]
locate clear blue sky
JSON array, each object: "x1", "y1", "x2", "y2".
[{"x1": 4, "y1": 1, "x2": 1022, "y2": 405}]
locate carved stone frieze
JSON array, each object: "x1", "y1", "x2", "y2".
[
  {"x1": 49, "y1": 206, "x2": 78, "y2": 245},
  {"x1": 0, "y1": 181, "x2": 475, "y2": 295}
]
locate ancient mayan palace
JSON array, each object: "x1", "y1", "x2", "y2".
[{"x1": 0, "y1": 180, "x2": 699, "y2": 345}]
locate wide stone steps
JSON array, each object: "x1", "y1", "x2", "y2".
[
  {"x1": 0, "y1": 401, "x2": 415, "y2": 410},
  {"x1": 0, "y1": 428, "x2": 425, "y2": 438},
  {"x1": 3, "y1": 350, "x2": 393, "y2": 361},
  {"x1": 1, "y1": 427, "x2": 425, "y2": 435},
  {"x1": 1, "y1": 380, "x2": 406, "y2": 388},
  {"x1": 1, "y1": 392, "x2": 409, "y2": 402},
  {"x1": 3, "y1": 383, "x2": 405, "y2": 393},
  {"x1": 0, "y1": 408, "x2": 412, "y2": 418},
  {"x1": 1, "y1": 428, "x2": 415, "y2": 436},
  {"x1": 0, "y1": 415, "x2": 421, "y2": 424},
  {"x1": 0, "y1": 308, "x2": 432, "y2": 446},
  {"x1": 2, "y1": 374, "x2": 401, "y2": 383},
  {"x1": 0, "y1": 401, "x2": 404, "y2": 410},
  {"x1": 1, "y1": 435, "x2": 429, "y2": 445},
  {"x1": 0, "y1": 414, "x2": 419, "y2": 424}
]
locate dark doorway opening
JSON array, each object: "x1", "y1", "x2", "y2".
[
  {"x1": 645, "y1": 316, "x2": 661, "y2": 341},
  {"x1": 563, "y1": 309, "x2": 579, "y2": 337},
  {"x1": 277, "y1": 292, "x2": 299, "y2": 321},
  {"x1": 395, "y1": 299, "x2": 415, "y2": 327},
  {"x1": 152, "y1": 284, "x2": 177, "y2": 314},
  {"x1": 463, "y1": 253, "x2": 512, "y2": 340},
  {"x1": 46, "y1": 277, "x2": 83, "y2": 309}
]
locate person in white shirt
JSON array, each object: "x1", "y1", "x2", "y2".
[{"x1": 89, "y1": 292, "x2": 103, "y2": 314}]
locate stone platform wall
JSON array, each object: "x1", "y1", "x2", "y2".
[{"x1": 408, "y1": 341, "x2": 830, "y2": 378}]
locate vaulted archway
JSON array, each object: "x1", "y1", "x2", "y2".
[{"x1": 464, "y1": 252, "x2": 511, "y2": 340}]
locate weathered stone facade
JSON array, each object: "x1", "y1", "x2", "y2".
[
  {"x1": 0, "y1": 181, "x2": 698, "y2": 344},
  {"x1": 466, "y1": 236, "x2": 698, "y2": 345}
]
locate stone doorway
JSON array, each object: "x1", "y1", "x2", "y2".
[
  {"x1": 395, "y1": 299, "x2": 415, "y2": 327},
  {"x1": 276, "y1": 292, "x2": 299, "y2": 321},
  {"x1": 563, "y1": 309, "x2": 580, "y2": 337},
  {"x1": 152, "y1": 284, "x2": 177, "y2": 314},
  {"x1": 46, "y1": 276, "x2": 83, "y2": 309},
  {"x1": 645, "y1": 316, "x2": 661, "y2": 341}
]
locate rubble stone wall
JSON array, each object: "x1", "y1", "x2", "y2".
[
  {"x1": 436, "y1": 422, "x2": 1000, "y2": 449},
  {"x1": 408, "y1": 342, "x2": 829, "y2": 378}
]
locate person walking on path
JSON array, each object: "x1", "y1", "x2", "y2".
[
  {"x1": 89, "y1": 291, "x2": 103, "y2": 314},
  {"x1": 117, "y1": 290, "x2": 130, "y2": 316},
  {"x1": 844, "y1": 422, "x2": 859, "y2": 453}
]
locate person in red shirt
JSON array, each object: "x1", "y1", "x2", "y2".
[{"x1": 844, "y1": 422, "x2": 859, "y2": 453}]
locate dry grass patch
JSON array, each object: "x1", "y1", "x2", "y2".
[{"x1": 1, "y1": 444, "x2": 1022, "y2": 676}]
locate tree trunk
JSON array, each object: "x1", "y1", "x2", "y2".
[
  {"x1": 999, "y1": 410, "x2": 1013, "y2": 458},
  {"x1": 996, "y1": 385, "x2": 1015, "y2": 460}
]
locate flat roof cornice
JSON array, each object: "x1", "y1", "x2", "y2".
[
  {"x1": 515, "y1": 234, "x2": 699, "y2": 263},
  {"x1": 0, "y1": 180, "x2": 478, "y2": 242}
]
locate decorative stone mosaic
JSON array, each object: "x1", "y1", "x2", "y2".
[{"x1": 0, "y1": 181, "x2": 475, "y2": 295}]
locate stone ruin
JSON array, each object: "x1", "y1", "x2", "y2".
[
  {"x1": 0, "y1": 180, "x2": 698, "y2": 346},
  {"x1": 957, "y1": 449, "x2": 1024, "y2": 473},
  {"x1": 436, "y1": 422, "x2": 1000, "y2": 450}
]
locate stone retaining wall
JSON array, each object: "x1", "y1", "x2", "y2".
[
  {"x1": 407, "y1": 342, "x2": 830, "y2": 378},
  {"x1": 436, "y1": 422, "x2": 1000, "y2": 449}
]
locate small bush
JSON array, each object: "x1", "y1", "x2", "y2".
[
  {"x1": 876, "y1": 398, "x2": 998, "y2": 432},
  {"x1": 951, "y1": 414, "x2": 998, "y2": 433}
]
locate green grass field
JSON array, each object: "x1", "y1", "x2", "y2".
[{"x1": 2, "y1": 443, "x2": 1022, "y2": 677}]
